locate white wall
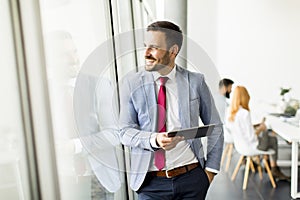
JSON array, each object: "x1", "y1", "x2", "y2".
[
  {"x1": 188, "y1": 0, "x2": 300, "y2": 108},
  {"x1": 187, "y1": 0, "x2": 218, "y2": 61},
  {"x1": 187, "y1": 0, "x2": 219, "y2": 94}
]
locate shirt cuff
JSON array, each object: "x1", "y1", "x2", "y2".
[
  {"x1": 205, "y1": 167, "x2": 219, "y2": 175},
  {"x1": 73, "y1": 138, "x2": 83, "y2": 154},
  {"x1": 150, "y1": 133, "x2": 160, "y2": 149}
]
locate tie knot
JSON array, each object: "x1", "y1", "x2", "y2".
[{"x1": 159, "y1": 77, "x2": 168, "y2": 86}]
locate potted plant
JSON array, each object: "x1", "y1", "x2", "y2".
[
  {"x1": 280, "y1": 87, "x2": 291, "y2": 101},
  {"x1": 277, "y1": 87, "x2": 291, "y2": 113}
]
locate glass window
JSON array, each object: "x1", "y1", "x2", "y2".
[
  {"x1": 39, "y1": 0, "x2": 126, "y2": 199},
  {"x1": 0, "y1": 0, "x2": 32, "y2": 199}
]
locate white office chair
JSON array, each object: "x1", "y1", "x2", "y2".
[
  {"x1": 221, "y1": 128, "x2": 234, "y2": 172},
  {"x1": 230, "y1": 131, "x2": 276, "y2": 190}
]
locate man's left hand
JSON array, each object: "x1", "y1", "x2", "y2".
[{"x1": 204, "y1": 170, "x2": 215, "y2": 184}]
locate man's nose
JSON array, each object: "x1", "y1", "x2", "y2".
[{"x1": 144, "y1": 47, "x2": 151, "y2": 56}]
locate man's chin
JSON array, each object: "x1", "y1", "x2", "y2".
[{"x1": 145, "y1": 65, "x2": 155, "y2": 71}]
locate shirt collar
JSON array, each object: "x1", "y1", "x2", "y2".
[{"x1": 152, "y1": 65, "x2": 177, "y2": 82}]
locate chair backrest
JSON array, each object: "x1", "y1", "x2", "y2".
[
  {"x1": 232, "y1": 132, "x2": 275, "y2": 156},
  {"x1": 228, "y1": 123, "x2": 274, "y2": 156},
  {"x1": 231, "y1": 132, "x2": 257, "y2": 156},
  {"x1": 224, "y1": 126, "x2": 233, "y2": 143}
]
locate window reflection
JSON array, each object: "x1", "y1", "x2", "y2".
[{"x1": 40, "y1": 0, "x2": 126, "y2": 199}]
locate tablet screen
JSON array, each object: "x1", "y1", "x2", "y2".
[{"x1": 167, "y1": 124, "x2": 216, "y2": 139}]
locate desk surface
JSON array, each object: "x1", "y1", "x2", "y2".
[
  {"x1": 266, "y1": 115, "x2": 300, "y2": 142},
  {"x1": 266, "y1": 115, "x2": 300, "y2": 199}
]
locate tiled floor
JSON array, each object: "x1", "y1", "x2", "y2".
[{"x1": 206, "y1": 143, "x2": 294, "y2": 200}]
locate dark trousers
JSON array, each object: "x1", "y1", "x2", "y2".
[
  {"x1": 137, "y1": 166, "x2": 210, "y2": 200},
  {"x1": 257, "y1": 130, "x2": 278, "y2": 161}
]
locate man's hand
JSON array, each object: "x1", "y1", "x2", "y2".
[
  {"x1": 255, "y1": 122, "x2": 267, "y2": 135},
  {"x1": 259, "y1": 122, "x2": 267, "y2": 131},
  {"x1": 156, "y1": 133, "x2": 184, "y2": 150},
  {"x1": 204, "y1": 170, "x2": 215, "y2": 184}
]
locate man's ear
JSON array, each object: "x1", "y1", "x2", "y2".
[{"x1": 169, "y1": 45, "x2": 179, "y2": 56}]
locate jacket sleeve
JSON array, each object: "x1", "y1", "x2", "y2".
[
  {"x1": 198, "y1": 76, "x2": 224, "y2": 172},
  {"x1": 118, "y1": 76, "x2": 156, "y2": 151}
]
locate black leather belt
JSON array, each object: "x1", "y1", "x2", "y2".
[{"x1": 150, "y1": 162, "x2": 199, "y2": 178}]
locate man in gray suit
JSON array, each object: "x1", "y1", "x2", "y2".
[{"x1": 119, "y1": 21, "x2": 223, "y2": 199}]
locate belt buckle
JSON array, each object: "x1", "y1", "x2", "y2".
[{"x1": 165, "y1": 169, "x2": 172, "y2": 178}]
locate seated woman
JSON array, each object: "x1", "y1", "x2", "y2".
[{"x1": 228, "y1": 86, "x2": 290, "y2": 181}]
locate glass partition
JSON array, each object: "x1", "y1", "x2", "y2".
[
  {"x1": 39, "y1": 0, "x2": 126, "y2": 199},
  {"x1": 0, "y1": 0, "x2": 32, "y2": 199}
]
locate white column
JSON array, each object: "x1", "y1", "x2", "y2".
[{"x1": 164, "y1": 0, "x2": 187, "y2": 68}]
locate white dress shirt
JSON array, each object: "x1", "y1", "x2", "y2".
[
  {"x1": 149, "y1": 66, "x2": 198, "y2": 171},
  {"x1": 229, "y1": 106, "x2": 258, "y2": 151},
  {"x1": 215, "y1": 93, "x2": 233, "y2": 143}
]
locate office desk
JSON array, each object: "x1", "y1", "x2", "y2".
[{"x1": 267, "y1": 115, "x2": 300, "y2": 199}]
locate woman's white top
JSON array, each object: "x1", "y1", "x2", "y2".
[{"x1": 229, "y1": 106, "x2": 258, "y2": 154}]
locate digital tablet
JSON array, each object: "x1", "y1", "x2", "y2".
[{"x1": 167, "y1": 124, "x2": 216, "y2": 139}]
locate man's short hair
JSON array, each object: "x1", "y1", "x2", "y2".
[
  {"x1": 219, "y1": 78, "x2": 234, "y2": 88},
  {"x1": 147, "y1": 21, "x2": 183, "y2": 53}
]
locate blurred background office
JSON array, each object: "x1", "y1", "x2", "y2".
[{"x1": 1, "y1": 0, "x2": 300, "y2": 199}]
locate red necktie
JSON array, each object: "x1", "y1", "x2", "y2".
[{"x1": 154, "y1": 77, "x2": 168, "y2": 170}]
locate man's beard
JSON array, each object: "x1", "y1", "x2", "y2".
[
  {"x1": 145, "y1": 52, "x2": 170, "y2": 72},
  {"x1": 225, "y1": 91, "x2": 230, "y2": 99}
]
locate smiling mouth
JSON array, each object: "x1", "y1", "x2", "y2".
[{"x1": 145, "y1": 59, "x2": 155, "y2": 65}]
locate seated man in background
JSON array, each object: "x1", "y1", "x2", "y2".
[
  {"x1": 215, "y1": 78, "x2": 234, "y2": 169},
  {"x1": 228, "y1": 86, "x2": 290, "y2": 181},
  {"x1": 219, "y1": 78, "x2": 234, "y2": 99},
  {"x1": 215, "y1": 78, "x2": 234, "y2": 137}
]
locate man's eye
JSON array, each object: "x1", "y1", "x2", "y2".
[{"x1": 150, "y1": 46, "x2": 158, "y2": 50}]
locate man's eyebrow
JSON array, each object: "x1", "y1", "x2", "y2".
[{"x1": 144, "y1": 43, "x2": 160, "y2": 48}]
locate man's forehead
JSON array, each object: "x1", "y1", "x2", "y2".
[{"x1": 145, "y1": 31, "x2": 166, "y2": 44}]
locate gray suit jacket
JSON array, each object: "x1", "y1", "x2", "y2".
[{"x1": 119, "y1": 65, "x2": 224, "y2": 191}]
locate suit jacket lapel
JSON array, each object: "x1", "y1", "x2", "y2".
[
  {"x1": 139, "y1": 67, "x2": 191, "y2": 131},
  {"x1": 176, "y1": 66, "x2": 190, "y2": 129}
]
